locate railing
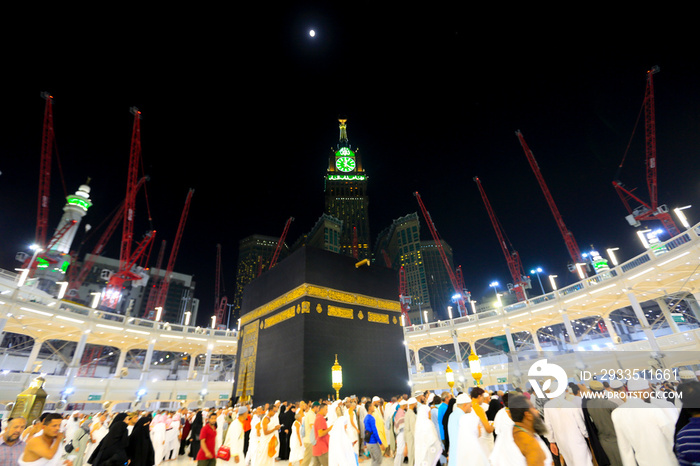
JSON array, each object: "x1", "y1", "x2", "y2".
[
  {"x1": 405, "y1": 220, "x2": 700, "y2": 335},
  {"x1": 0, "y1": 273, "x2": 238, "y2": 341}
]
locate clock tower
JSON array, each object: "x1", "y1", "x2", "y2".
[{"x1": 324, "y1": 119, "x2": 371, "y2": 260}]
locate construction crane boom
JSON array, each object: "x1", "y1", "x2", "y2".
[
  {"x1": 474, "y1": 177, "x2": 528, "y2": 301},
  {"x1": 120, "y1": 107, "x2": 142, "y2": 266},
  {"x1": 612, "y1": 66, "x2": 679, "y2": 236},
  {"x1": 413, "y1": 192, "x2": 469, "y2": 316},
  {"x1": 142, "y1": 239, "x2": 167, "y2": 317},
  {"x1": 36, "y1": 92, "x2": 55, "y2": 247},
  {"x1": 516, "y1": 130, "x2": 585, "y2": 270},
  {"x1": 213, "y1": 243, "x2": 228, "y2": 327},
  {"x1": 150, "y1": 189, "x2": 194, "y2": 318},
  {"x1": 269, "y1": 217, "x2": 294, "y2": 270}
]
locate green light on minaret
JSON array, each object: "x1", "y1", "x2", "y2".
[{"x1": 67, "y1": 196, "x2": 92, "y2": 211}]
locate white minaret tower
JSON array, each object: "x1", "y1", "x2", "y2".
[{"x1": 49, "y1": 180, "x2": 93, "y2": 255}]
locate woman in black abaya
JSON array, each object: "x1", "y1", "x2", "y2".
[
  {"x1": 127, "y1": 416, "x2": 156, "y2": 466},
  {"x1": 188, "y1": 410, "x2": 204, "y2": 459},
  {"x1": 88, "y1": 412, "x2": 130, "y2": 466}
]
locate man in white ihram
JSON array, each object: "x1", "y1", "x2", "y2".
[
  {"x1": 530, "y1": 359, "x2": 592, "y2": 466},
  {"x1": 224, "y1": 406, "x2": 249, "y2": 464},
  {"x1": 610, "y1": 377, "x2": 679, "y2": 466}
]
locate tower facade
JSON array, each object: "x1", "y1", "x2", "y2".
[
  {"x1": 421, "y1": 239, "x2": 455, "y2": 321},
  {"x1": 324, "y1": 119, "x2": 371, "y2": 260},
  {"x1": 232, "y1": 235, "x2": 282, "y2": 319}
]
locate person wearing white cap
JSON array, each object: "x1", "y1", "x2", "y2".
[
  {"x1": 404, "y1": 397, "x2": 417, "y2": 466},
  {"x1": 223, "y1": 406, "x2": 248, "y2": 464},
  {"x1": 606, "y1": 380, "x2": 625, "y2": 406},
  {"x1": 542, "y1": 381, "x2": 592, "y2": 466},
  {"x1": 610, "y1": 377, "x2": 679, "y2": 466},
  {"x1": 371, "y1": 397, "x2": 387, "y2": 456},
  {"x1": 449, "y1": 393, "x2": 488, "y2": 465},
  {"x1": 447, "y1": 394, "x2": 467, "y2": 462}
]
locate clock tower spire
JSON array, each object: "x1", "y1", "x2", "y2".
[
  {"x1": 324, "y1": 119, "x2": 371, "y2": 260},
  {"x1": 338, "y1": 118, "x2": 349, "y2": 147}
]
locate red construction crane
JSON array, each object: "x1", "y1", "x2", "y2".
[
  {"x1": 398, "y1": 266, "x2": 412, "y2": 325},
  {"x1": 612, "y1": 66, "x2": 680, "y2": 236},
  {"x1": 269, "y1": 217, "x2": 294, "y2": 270},
  {"x1": 66, "y1": 176, "x2": 148, "y2": 296},
  {"x1": 103, "y1": 107, "x2": 157, "y2": 310},
  {"x1": 120, "y1": 107, "x2": 142, "y2": 269},
  {"x1": 516, "y1": 130, "x2": 585, "y2": 273},
  {"x1": 103, "y1": 229, "x2": 157, "y2": 308},
  {"x1": 474, "y1": 177, "x2": 529, "y2": 301},
  {"x1": 142, "y1": 239, "x2": 167, "y2": 317},
  {"x1": 413, "y1": 192, "x2": 469, "y2": 316},
  {"x1": 148, "y1": 189, "x2": 194, "y2": 320},
  {"x1": 213, "y1": 243, "x2": 228, "y2": 328},
  {"x1": 35, "y1": 92, "x2": 56, "y2": 248}
]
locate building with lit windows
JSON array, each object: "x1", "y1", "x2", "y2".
[
  {"x1": 374, "y1": 213, "x2": 433, "y2": 324},
  {"x1": 324, "y1": 119, "x2": 371, "y2": 260},
  {"x1": 291, "y1": 214, "x2": 343, "y2": 254},
  {"x1": 232, "y1": 234, "x2": 283, "y2": 319},
  {"x1": 420, "y1": 239, "x2": 455, "y2": 321}
]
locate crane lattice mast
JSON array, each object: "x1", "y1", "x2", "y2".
[
  {"x1": 151, "y1": 189, "x2": 194, "y2": 319},
  {"x1": 413, "y1": 192, "x2": 469, "y2": 316},
  {"x1": 612, "y1": 66, "x2": 679, "y2": 236},
  {"x1": 269, "y1": 217, "x2": 294, "y2": 270},
  {"x1": 474, "y1": 177, "x2": 529, "y2": 302},
  {"x1": 36, "y1": 92, "x2": 56, "y2": 248},
  {"x1": 213, "y1": 243, "x2": 228, "y2": 327},
  {"x1": 516, "y1": 130, "x2": 585, "y2": 272}
]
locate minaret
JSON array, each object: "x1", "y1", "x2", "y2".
[
  {"x1": 50, "y1": 180, "x2": 93, "y2": 255},
  {"x1": 35, "y1": 180, "x2": 92, "y2": 291}
]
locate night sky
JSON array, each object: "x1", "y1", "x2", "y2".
[{"x1": 1, "y1": 6, "x2": 699, "y2": 326}]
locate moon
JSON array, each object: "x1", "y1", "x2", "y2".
[{"x1": 309, "y1": 29, "x2": 316, "y2": 37}]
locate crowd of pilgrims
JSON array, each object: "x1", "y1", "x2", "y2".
[{"x1": 2, "y1": 374, "x2": 700, "y2": 466}]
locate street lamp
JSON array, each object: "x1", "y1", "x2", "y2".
[
  {"x1": 530, "y1": 267, "x2": 545, "y2": 295},
  {"x1": 447, "y1": 306, "x2": 453, "y2": 320},
  {"x1": 445, "y1": 364, "x2": 455, "y2": 393},
  {"x1": 674, "y1": 205, "x2": 692, "y2": 229},
  {"x1": 489, "y1": 281, "x2": 499, "y2": 299},
  {"x1": 548, "y1": 274, "x2": 558, "y2": 291},
  {"x1": 606, "y1": 248, "x2": 620, "y2": 266},
  {"x1": 331, "y1": 354, "x2": 343, "y2": 400},
  {"x1": 468, "y1": 350, "x2": 482, "y2": 386}
]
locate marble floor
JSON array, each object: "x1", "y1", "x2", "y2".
[{"x1": 171, "y1": 452, "x2": 397, "y2": 465}]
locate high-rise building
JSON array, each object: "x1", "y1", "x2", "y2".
[
  {"x1": 421, "y1": 239, "x2": 455, "y2": 321},
  {"x1": 232, "y1": 234, "x2": 282, "y2": 319},
  {"x1": 374, "y1": 213, "x2": 432, "y2": 324},
  {"x1": 291, "y1": 214, "x2": 343, "y2": 254},
  {"x1": 324, "y1": 119, "x2": 371, "y2": 260}
]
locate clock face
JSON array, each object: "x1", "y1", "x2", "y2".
[{"x1": 336, "y1": 156, "x2": 356, "y2": 172}]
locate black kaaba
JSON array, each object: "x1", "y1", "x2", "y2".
[{"x1": 233, "y1": 246, "x2": 408, "y2": 403}]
